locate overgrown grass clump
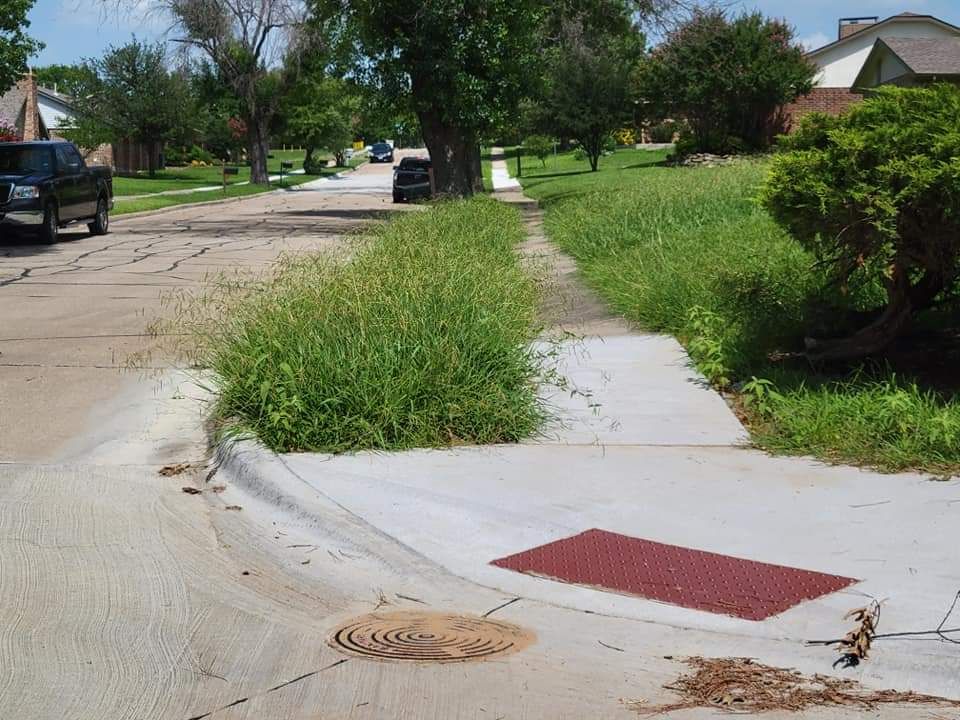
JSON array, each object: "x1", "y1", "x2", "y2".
[
  {"x1": 199, "y1": 197, "x2": 545, "y2": 452},
  {"x1": 747, "y1": 374, "x2": 960, "y2": 475},
  {"x1": 518, "y1": 148, "x2": 960, "y2": 473}
]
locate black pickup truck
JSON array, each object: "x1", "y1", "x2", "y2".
[{"x1": 0, "y1": 140, "x2": 113, "y2": 243}]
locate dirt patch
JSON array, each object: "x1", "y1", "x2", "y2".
[{"x1": 629, "y1": 657, "x2": 960, "y2": 715}]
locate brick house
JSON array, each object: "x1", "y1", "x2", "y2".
[
  {"x1": 784, "y1": 12, "x2": 960, "y2": 127},
  {"x1": 0, "y1": 71, "x2": 155, "y2": 173}
]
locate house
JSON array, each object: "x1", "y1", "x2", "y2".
[
  {"x1": 0, "y1": 71, "x2": 156, "y2": 173},
  {"x1": 784, "y1": 12, "x2": 960, "y2": 125}
]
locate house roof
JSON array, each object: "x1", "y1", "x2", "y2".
[
  {"x1": 0, "y1": 81, "x2": 27, "y2": 127},
  {"x1": 807, "y1": 13, "x2": 960, "y2": 57},
  {"x1": 879, "y1": 36, "x2": 960, "y2": 74},
  {"x1": 853, "y1": 36, "x2": 960, "y2": 87},
  {"x1": 37, "y1": 86, "x2": 75, "y2": 107}
]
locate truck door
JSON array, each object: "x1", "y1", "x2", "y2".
[
  {"x1": 65, "y1": 145, "x2": 96, "y2": 218},
  {"x1": 54, "y1": 145, "x2": 82, "y2": 220}
]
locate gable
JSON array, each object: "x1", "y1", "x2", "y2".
[
  {"x1": 37, "y1": 92, "x2": 76, "y2": 130},
  {"x1": 810, "y1": 17, "x2": 960, "y2": 87}
]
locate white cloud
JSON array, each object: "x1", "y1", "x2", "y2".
[{"x1": 799, "y1": 31, "x2": 831, "y2": 51}]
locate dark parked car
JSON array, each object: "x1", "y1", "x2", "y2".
[
  {"x1": 393, "y1": 157, "x2": 432, "y2": 203},
  {"x1": 0, "y1": 140, "x2": 113, "y2": 243},
  {"x1": 369, "y1": 142, "x2": 394, "y2": 163}
]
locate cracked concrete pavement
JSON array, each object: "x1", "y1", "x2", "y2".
[{"x1": 0, "y1": 155, "x2": 957, "y2": 719}]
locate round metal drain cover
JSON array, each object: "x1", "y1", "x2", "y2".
[{"x1": 329, "y1": 611, "x2": 533, "y2": 663}]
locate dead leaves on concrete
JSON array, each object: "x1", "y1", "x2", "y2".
[
  {"x1": 630, "y1": 656, "x2": 960, "y2": 715},
  {"x1": 159, "y1": 463, "x2": 192, "y2": 476}
]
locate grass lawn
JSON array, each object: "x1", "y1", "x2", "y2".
[
  {"x1": 113, "y1": 174, "x2": 317, "y2": 215},
  {"x1": 184, "y1": 196, "x2": 544, "y2": 452},
  {"x1": 112, "y1": 148, "x2": 359, "y2": 197},
  {"x1": 517, "y1": 147, "x2": 960, "y2": 474},
  {"x1": 113, "y1": 150, "x2": 367, "y2": 215}
]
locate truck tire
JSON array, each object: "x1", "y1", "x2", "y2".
[
  {"x1": 88, "y1": 195, "x2": 109, "y2": 235},
  {"x1": 392, "y1": 189, "x2": 404, "y2": 203},
  {"x1": 38, "y1": 203, "x2": 59, "y2": 244}
]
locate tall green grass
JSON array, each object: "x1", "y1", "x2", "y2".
[
  {"x1": 192, "y1": 197, "x2": 545, "y2": 452},
  {"x1": 520, "y1": 149, "x2": 960, "y2": 473}
]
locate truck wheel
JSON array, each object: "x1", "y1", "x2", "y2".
[
  {"x1": 88, "y1": 196, "x2": 109, "y2": 235},
  {"x1": 38, "y1": 203, "x2": 59, "y2": 244},
  {"x1": 392, "y1": 189, "x2": 404, "y2": 203}
]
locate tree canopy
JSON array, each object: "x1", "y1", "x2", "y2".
[
  {"x1": 160, "y1": 0, "x2": 317, "y2": 183},
  {"x1": 0, "y1": 0, "x2": 42, "y2": 95},
  {"x1": 69, "y1": 40, "x2": 193, "y2": 176},
  {"x1": 525, "y1": 16, "x2": 643, "y2": 171},
  {"x1": 634, "y1": 10, "x2": 815, "y2": 154},
  {"x1": 34, "y1": 64, "x2": 97, "y2": 97}
]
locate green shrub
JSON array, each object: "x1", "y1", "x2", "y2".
[
  {"x1": 762, "y1": 84, "x2": 960, "y2": 363},
  {"x1": 302, "y1": 154, "x2": 328, "y2": 175},
  {"x1": 524, "y1": 134, "x2": 553, "y2": 167},
  {"x1": 648, "y1": 121, "x2": 677, "y2": 144},
  {"x1": 191, "y1": 197, "x2": 545, "y2": 452},
  {"x1": 165, "y1": 144, "x2": 214, "y2": 166}
]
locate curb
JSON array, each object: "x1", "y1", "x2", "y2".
[{"x1": 212, "y1": 438, "x2": 463, "y2": 576}]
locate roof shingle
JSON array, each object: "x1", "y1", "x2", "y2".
[{"x1": 881, "y1": 36, "x2": 960, "y2": 75}]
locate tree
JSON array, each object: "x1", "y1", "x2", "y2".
[
  {"x1": 529, "y1": 19, "x2": 640, "y2": 171},
  {"x1": 633, "y1": 10, "x2": 815, "y2": 154},
  {"x1": 0, "y1": 0, "x2": 41, "y2": 93},
  {"x1": 314, "y1": 0, "x2": 685, "y2": 195},
  {"x1": 34, "y1": 64, "x2": 97, "y2": 97},
  {"x1": 318, "y1": 0, "x2": 545, "y2": 197},
  {"x1": 70, "y1": 40, "x2": 193, "y2": 176},
  {"x1": 159, "y1": 0, "x2": 316, "y2": 184},
  {"x1": 524, "y1": 135, "x2": 553, "y2": 167},
  {"x1": 760, "y1": 85, "x2": 960, "y2": 362},
  {"x1": 284, "y1": 73, "x2": 357, "y2": 170}
]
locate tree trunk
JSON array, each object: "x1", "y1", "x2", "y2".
[
  {"x1": 804, "y1": 264, "x2": 916, "y2": 363},
  {"x1": 470, "y1": 143, "x2": 483, "y2": 194},
  {"x1": 581, "y1": 133, "x2": 601, "y2": 172},
  {"x1": 148, "y1": 140, "x2": 157, "y2": 178},
  {"x1": 247, "y1": 116, "x2": 270, "y2": 185},
  {"x1": 417, "y1": 108, "x2": 477, "y2": 197}
]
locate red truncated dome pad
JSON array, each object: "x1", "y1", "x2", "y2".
[{"x1": 491, "y1": 529, "x2": 857, "y2": 621}]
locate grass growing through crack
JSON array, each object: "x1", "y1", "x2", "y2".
[
  {"x1": 190, "y1": 196, "x2": 545, "y2": 452},
  {"x1": 518, "y1": 148, "x2": 960, "y2": 474}
]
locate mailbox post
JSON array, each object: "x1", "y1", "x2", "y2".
[
  {"x1": 280, "y1": 160, "x2": 294, "y2": 187},
  {"x1": 222, "y1": 164, "x2": 239, "y2": 192}
]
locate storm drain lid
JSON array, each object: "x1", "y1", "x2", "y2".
[{"x1": 329, "y1": 611, "x2": 533, "y2": 663}]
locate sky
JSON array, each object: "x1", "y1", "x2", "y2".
[{"x1": 24, "y1": 0, "x2": 960, "y2": 67}]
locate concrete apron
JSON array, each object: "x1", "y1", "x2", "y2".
[{"x1": 213, "y1": 172, "x2": 960, "y2": 706}]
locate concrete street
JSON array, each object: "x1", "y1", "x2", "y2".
[{"x1": 0, "y1": 155, "x2": 957, "y2": 719}]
